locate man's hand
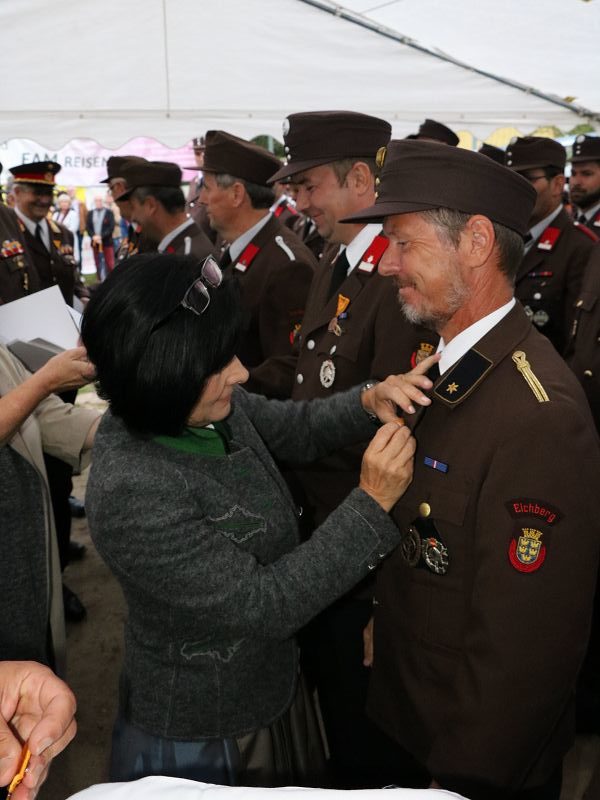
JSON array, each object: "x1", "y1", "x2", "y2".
[
  {"x1": 0, "y1": 662, "x2": 76, "y2": 799},
  {"x1": 361, "y1": 353, "x2": 440, "y2": 424}
]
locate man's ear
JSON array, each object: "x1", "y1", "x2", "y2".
[
  {"x1": 346, "y1": 161, "x2": 373, "y2": 198},
  {"x1": 229, "y1": 180, "x2": 247, "y2": 208},
  {"x1": 464, "y1": 215, "x2": 495, "y2": 266}
]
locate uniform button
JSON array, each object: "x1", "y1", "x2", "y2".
[
  {"x1": 307, "y1": 339, "x2": 315, "y2": 350},
  {"x1": 577, "y1": 300, "x2": 584, "y2": 308},
  {"x1": 419, "y1": 502, "x2": 431, "y2": 518},
  {"x1": 296, "y1": 374, "x2": 304, "y2": 384},
  {"x1": 533, "y1": 292, "x2": 542, "y2": 300},
  {"x1": 330, "y1": 345, "x2": 337, "y2": 355},
  {"x1": 584, "y1": 370, "x2": 593, "y2": 377}
]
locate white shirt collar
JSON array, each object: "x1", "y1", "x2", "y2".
[
  {"x1": 15, "y1": 207, "x2": 50, "y2": 248},
  {"x1": 578, "y1": 200, "x2": 600, "y2": 223},
  {"x1": 157, "y1": 217, "x2": 196, "y2": 253},
  {"x1": 229, "y1": 212, "x2": 272, "y2": 263},
  {"x1": 526, "y1": 204, "x2": 563, "y2": 252},
  {"x1": 437, "y1": 298, "x2": 516, "y2": 375}
]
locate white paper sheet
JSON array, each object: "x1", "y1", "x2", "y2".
[{"x1": 0, "y1": 286, "x2": 81, "y2": 350}]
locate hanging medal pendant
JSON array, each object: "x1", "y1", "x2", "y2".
[{"x1": 319, "y1": 358, "x2": 336, "y2": 388}]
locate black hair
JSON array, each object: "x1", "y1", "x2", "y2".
[{"x1": 81, "y1": 253, "x2": 241, "y2": 436}]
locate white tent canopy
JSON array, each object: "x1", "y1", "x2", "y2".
[
  {"x1": 0, "y1": 0, "x2": 596, "y2": 150},
  {"x1": 339, "y1": 0, "x2": 600, "y2": 115}
]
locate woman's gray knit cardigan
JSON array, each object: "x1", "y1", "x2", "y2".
[{"x1": 86, "y1": 386, "x2": 402, "y2": 739}]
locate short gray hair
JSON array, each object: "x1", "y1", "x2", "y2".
[
  {"x1": 421, "y1": 207, "x2": 524, "y2": 280},
  {"x1": 213, "y1": 173, "x2": 274, "y2": 209}
]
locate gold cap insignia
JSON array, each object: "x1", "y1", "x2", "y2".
[{"x1": 375, "y1": 146, "x2": 387, "y2": 169}]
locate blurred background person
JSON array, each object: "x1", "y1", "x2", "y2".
[
  {"x1": 53, "y1": 192, "x2": 81, "y2": 265},
  {"x1": 86, "y1": 195, "x2": 115, "y2": 281}
]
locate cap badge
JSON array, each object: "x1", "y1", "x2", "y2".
[{"x1": 375, "y1": 146, "x2": 387, "y2": 169}]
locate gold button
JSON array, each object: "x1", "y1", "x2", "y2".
[
  {"x1": 584, "y1": 370, "x2": 593, "y2": 377},
  {"x1": 419, "y1": 502, "x2": 431, "y2": 518},
  {"x1": 576, "y1": 300, "x2": 584, "y2": 308}
]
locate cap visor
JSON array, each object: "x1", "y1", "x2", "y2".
[
  {"x1": 268, "y1": 155, "x2": 341, "y2": 185},
  {"x1": 339, "y1": 200, "x2": 440, "y2": 224},
  {"x1": 115, "y1": 187, "x2": 134, "y2": 201}
]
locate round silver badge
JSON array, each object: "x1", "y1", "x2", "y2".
[
  {"x1": 282, "y1": 118, "x2": 290, "y2": 136},
  {"x1": 400, "y1": 526, "x2": 421, "y2": 567},
  {"x1": 319, "y1": 358, "x2": 336, "y2": 389},
  {"x1": 423, "y1": 537, "x2": 449, "y2": 575},
  {"x1": 532, "y1": 309, "x2": 550, "y2": 327}
]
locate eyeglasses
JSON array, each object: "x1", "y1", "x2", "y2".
[{"x1": 150, "y1": 256, "x2": 222, "y2": 333}]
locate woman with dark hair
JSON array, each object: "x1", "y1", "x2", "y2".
[{"x1": 81, "y1": 252, "x2": 435, "y2": 787}]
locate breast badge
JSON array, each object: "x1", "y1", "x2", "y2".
[
  {"x1": 319, "y1": 358, "x2": 336, "y2": 389},
  {"x1": 400, "y1": 526, "x2": 421, "y2": 567},
  {"x1": 422, "y1": 537, "x2": 449, "y2": 575}
]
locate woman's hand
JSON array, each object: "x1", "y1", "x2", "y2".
[
  {"x1": 37, "y1": 347, "x2": 96, "y2": 395},
  {"x1": 359, "y1": 422, "x2": 416, "y2": 512},
  {"x1": 361, "y1": 353, "x2": 440, "y2": 424},
  {"x1": 0, "y1": 661, "x2": 76, "y2": 799}
]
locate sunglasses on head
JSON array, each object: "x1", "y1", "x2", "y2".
[{"x1": 150, "y1": 256, "x2": 222, "y2": 333}]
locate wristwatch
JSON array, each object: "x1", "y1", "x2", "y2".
[{"x1": 360, "y1": 381, "x2": 379, "y2": 422}]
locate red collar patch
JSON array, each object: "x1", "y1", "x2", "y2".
[
  {"x1": 234, "y1": 242, "x2": 260, "y2": 273},
  {"x1": 357, "y1": 234, "x2": 389, "y2": 273},
  {"x1": 537, "y1": 226, "x2": 561, "y2": 251}
]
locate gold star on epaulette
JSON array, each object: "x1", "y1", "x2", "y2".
[{"x1": 446, "y1": 382, "x2": 459, "y2": 394}]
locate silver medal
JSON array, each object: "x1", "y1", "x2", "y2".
[{"x1": 319, "y1": 358, "x2": 336, "y2": 389}]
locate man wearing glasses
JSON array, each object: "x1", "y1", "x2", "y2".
[{"x1": 504, "y1": 136, "x2": 597, "y2": 355}]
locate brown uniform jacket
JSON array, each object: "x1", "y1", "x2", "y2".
[
  {"x1": 17, "y1": 216, "x2": 88, "y2": 305},
  {"x1": 368, "y1": 303, "x2": 600, "y2": 798},
  {"x1": 160, "y1": 218, "x2": 216, "y2": 260},
  {"x1": 229, "y1": 214, "x2": 316, "y2": 397},
  {"x1": 0, "y1": 205, "x2": 41, "y2": 303},
  {"x1": 566, "y1": 243, "x2": 600, "y2": 431},
  {"x1": 515, "y1": 208, "x2": 597, "y2": 354},
  {"x1": 288, "y1": 234, "x2": 437, "y2": 528}
]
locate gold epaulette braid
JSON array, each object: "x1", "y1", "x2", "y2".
[{"x1": 512, "y1": 351, "x2": 549, "y2": 403}]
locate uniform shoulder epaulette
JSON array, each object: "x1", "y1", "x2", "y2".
[
  {"x1": 573, "y1": 221, "x2": 599, "y2": 243},
  {"x1": 274, "y1": 234, "x2": 296, "y2": 261},
  {"x1": 433, "y1": 349, "x2": 493, "y2": 406},
  {"x1": 512, "y1": 351, "x2": 549, "y2": 403}
]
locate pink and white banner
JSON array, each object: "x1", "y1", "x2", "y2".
[{"x1": 0, "y1": 137, "x2": 200, "y2": 187}]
